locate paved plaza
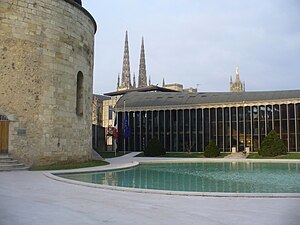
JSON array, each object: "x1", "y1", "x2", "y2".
[{"x1": 0, "y1": 154, "x2": 300, "y2": 225}]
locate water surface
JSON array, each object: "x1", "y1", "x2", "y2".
[{"x1": 58, "y1": 162, "x2": 300, "y2": 193}]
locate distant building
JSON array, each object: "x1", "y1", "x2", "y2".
[
  {"x1": 163, "y1": 83, "x2": 197, "y2": 93},
  {"x1": 115, "y1": 90, "x2": 300, "y2": 153},
  {"x1": 100, "y1": 31, "x2": 197, "y2": 150},
  {"x1": 230, "y1": 67, "x2": 245, "y2": 92},
  {"x1": 92, "y1": 95, "x2": 110, "y2": 126}
]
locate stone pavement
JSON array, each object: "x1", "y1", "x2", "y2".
[
  {"x1": 0, "y1": 153, "x2": 300, "y2": 225},
  {"x1": 225, "y1": 152, "x2": 247, "y2": 159}
]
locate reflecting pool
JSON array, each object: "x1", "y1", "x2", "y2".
[{"x1": 57, "y1": 162, "x2": 300, "y2": 193}]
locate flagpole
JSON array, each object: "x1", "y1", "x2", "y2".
[
  {"x1": 115, "y1": 111, "x2": 117, "y2": 157},
  {"x1": 123, "y1": 100, "x2": 126, "y2": 155}
]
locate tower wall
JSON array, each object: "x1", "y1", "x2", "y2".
[{"x1": 0, "y1": 0, "x2": 96, "y2": 165}]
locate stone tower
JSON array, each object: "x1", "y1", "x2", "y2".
[
  {"x1": 230, "y1": 67, "x2": 245, "y2": 92},
  {"x1": 138, "y1": 37, "x2": 147, "y2": 87},
  {"x1": 0, "y1": 0, "x2": 97, "y2": 166},
  {"x1": 118, "y1": 31, "x2": 132, "y2": 91}
]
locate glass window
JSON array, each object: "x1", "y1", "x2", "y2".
[
  {"x1": 274, "y1": 105, "x2": 280, "y2": 120},
  {"x1": 196, "y1": 109, "x2": 202, "y2": 151},
  {"x1": 288, "y1": 104, "x2": 295, "y2": 119},
  {"x1": 281, "y1": 104, "x2": 287, "y2": 119}
]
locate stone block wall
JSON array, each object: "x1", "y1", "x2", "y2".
[{"x1": 0, "y1": 0, "x2": 97, "y2": 165}]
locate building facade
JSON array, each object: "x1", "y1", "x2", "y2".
[
  {"x1": 0, "y1": 0, "x2": 96, "y2": 165},
  {"x1": 114, "y1": 91, "x2": 300, "y2": 153}
]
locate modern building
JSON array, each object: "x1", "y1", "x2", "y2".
[
  {"x1": 0, "y1": 0, "x2": 96, "y2": 165},
  {"x1": 114, "y1": 90, "x2": 300, "y2": 153},
  {"x1": 101, "y1": 31, "x2": 194, "y2": 150}
]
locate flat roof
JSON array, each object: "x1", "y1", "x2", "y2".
[{"x1": 115, "y1": 90, "x2": 300, "y2": 110}]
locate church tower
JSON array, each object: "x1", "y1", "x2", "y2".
[
  {"x1": 230, "y1": 66, "x2": 245, "y2": 92},
  {"x1": 118, "y1": 31, "x2": 132, "y2": 91},
  {"x1": 138, "y1": 37, "x2": 147, "y2": 87}
]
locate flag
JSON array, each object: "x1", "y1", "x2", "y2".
[
  {"x1": 113, "y1": 114, "x2": 118, "y2": 139},
  {"x1": 124, "y1": 112, "x2": 131, "y2": 138}
]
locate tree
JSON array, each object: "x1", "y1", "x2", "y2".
[
  {"x1": 144, "y1": 138, "x2": 166, "y2": 157},
  {"x1": 258, "y1": 130, "x2": 287, "y2": 157},
  {"x1": 204, "y1": 141, "x2": 220, "y2": 158}
]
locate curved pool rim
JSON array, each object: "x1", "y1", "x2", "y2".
[{"x1": 45, "y1": 158, "x2": 300, "y2": 198}]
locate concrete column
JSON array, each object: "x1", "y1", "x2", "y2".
[
  {"x1": 151, "y1": 111, "x2": 154, "y2": 139},
  {"x1": 170, "y1": 110, "x2": 172, "y2": 151},
  {"x1": 176, "y1": 110, "x2": 179, "y2": 152},
  {"x1": 229, "y1": 107, "x2": 232, "y2": 152},
  {"x1": 279, "y1": 105, "x2": 282, "y2": 139},
  {"x1": 164, "y1": 110, "x2": 166, "y2": 149},
  {"x1": 258, "y1": 106, "x2": 261, "y2": 149},
  {"x1": 202, "y1": 109, "x2": 205, "y2": 151},
  {"x1": 287, "y1": 105, "x2": 290, "y2": 152},
  {"x1": 250, "y1": 106, "x2": 253, "y2": 152},
  {"x1": 140, "y1": 111, "x2": 142, "y2": 151},
  {"x1": 134, "y1": 112, "x2": 136, "y2": 151},
  {"x1": 222, "y1": 108, "x2": 225, "y2": 152},
  {"x1": 295, "y1": 104, "x2": 298, "y2": 152},
  {"x1": 189, "y1": 109, "x2": 192, "y2": 151},
  {"x1": 272, "y1": 105, "x2": 275, "y2": 130}
]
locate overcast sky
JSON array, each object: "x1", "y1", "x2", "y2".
[{"x1": 83, "y1": 0, "x2": 300, "y2": 95}]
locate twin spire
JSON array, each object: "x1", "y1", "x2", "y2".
[{"x1": 117, "y1": 31, "x2": 148, "y2": 91}]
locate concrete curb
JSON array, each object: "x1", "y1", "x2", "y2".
[{"x1": 44, "y1": 156, "x2": 300, "y2": 198}]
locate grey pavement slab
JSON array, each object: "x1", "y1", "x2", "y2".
[{"x1": 0, "y1": 153, "x2": 300, "y2": 225}]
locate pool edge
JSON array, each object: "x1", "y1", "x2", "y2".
[{"x1": 44, "y1": 159, "x2": 300, "y2": 199}]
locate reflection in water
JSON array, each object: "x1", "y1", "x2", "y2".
[{"x1": 59, "y1": 162, "x2": 300, "y2": 193}]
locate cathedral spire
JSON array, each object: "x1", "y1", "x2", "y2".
[
  {"x1": 138, "y1": 37, "x2": 147, "y2": 87},
  {"x1": 119, "y1": 31, "x2": 132, "y2": 90},
  {"x1": 230, "y1": 66, "x2": 245, "y2": 92}
]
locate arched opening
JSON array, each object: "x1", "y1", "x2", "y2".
[
  {"x1": 76, "y1": 71, "x2": 84, "y2": 116},
  {"x1": 0, "y1": 115, "x2": 9, "y2": 154}
]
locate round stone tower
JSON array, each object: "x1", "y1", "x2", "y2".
[{"x1": 0, "y1": 0, "x2": 97, "y2": 165}]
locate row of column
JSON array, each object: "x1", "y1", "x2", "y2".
[{"x1": 117, "y1": 103, "x2": 300, "y2": 152}]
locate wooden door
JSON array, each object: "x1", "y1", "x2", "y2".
[{"x1": 0, "y1": 121, "x2": 9, "y2": 154}]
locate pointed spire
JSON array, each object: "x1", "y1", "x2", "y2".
[
  {"x1": 162, "y1": 78, "x2": 165, "y2": 87},
  {"x1": 138, "y1": 37, "x2": 147, "y2": 88},
  {"x1": 120, "y1": 30, "x2": 132, "y2": 90},
  {"x1": 231, "y1": 66, "x2": 245, "y2": 92}
]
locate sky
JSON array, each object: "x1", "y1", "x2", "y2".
[{"x1": 83, "y1": 0, "x2": 300, "y2": 95}]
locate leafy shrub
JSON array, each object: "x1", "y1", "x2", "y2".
[
  {"x1": 258, "y1": 130, "x2": 287, "y2": 157},
  {"x1": 204, "y1": 141, "x2": 220, "y2": 158},
  {"x1": 144, "y1": 138, "x2": 166, "y2": 157}
]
